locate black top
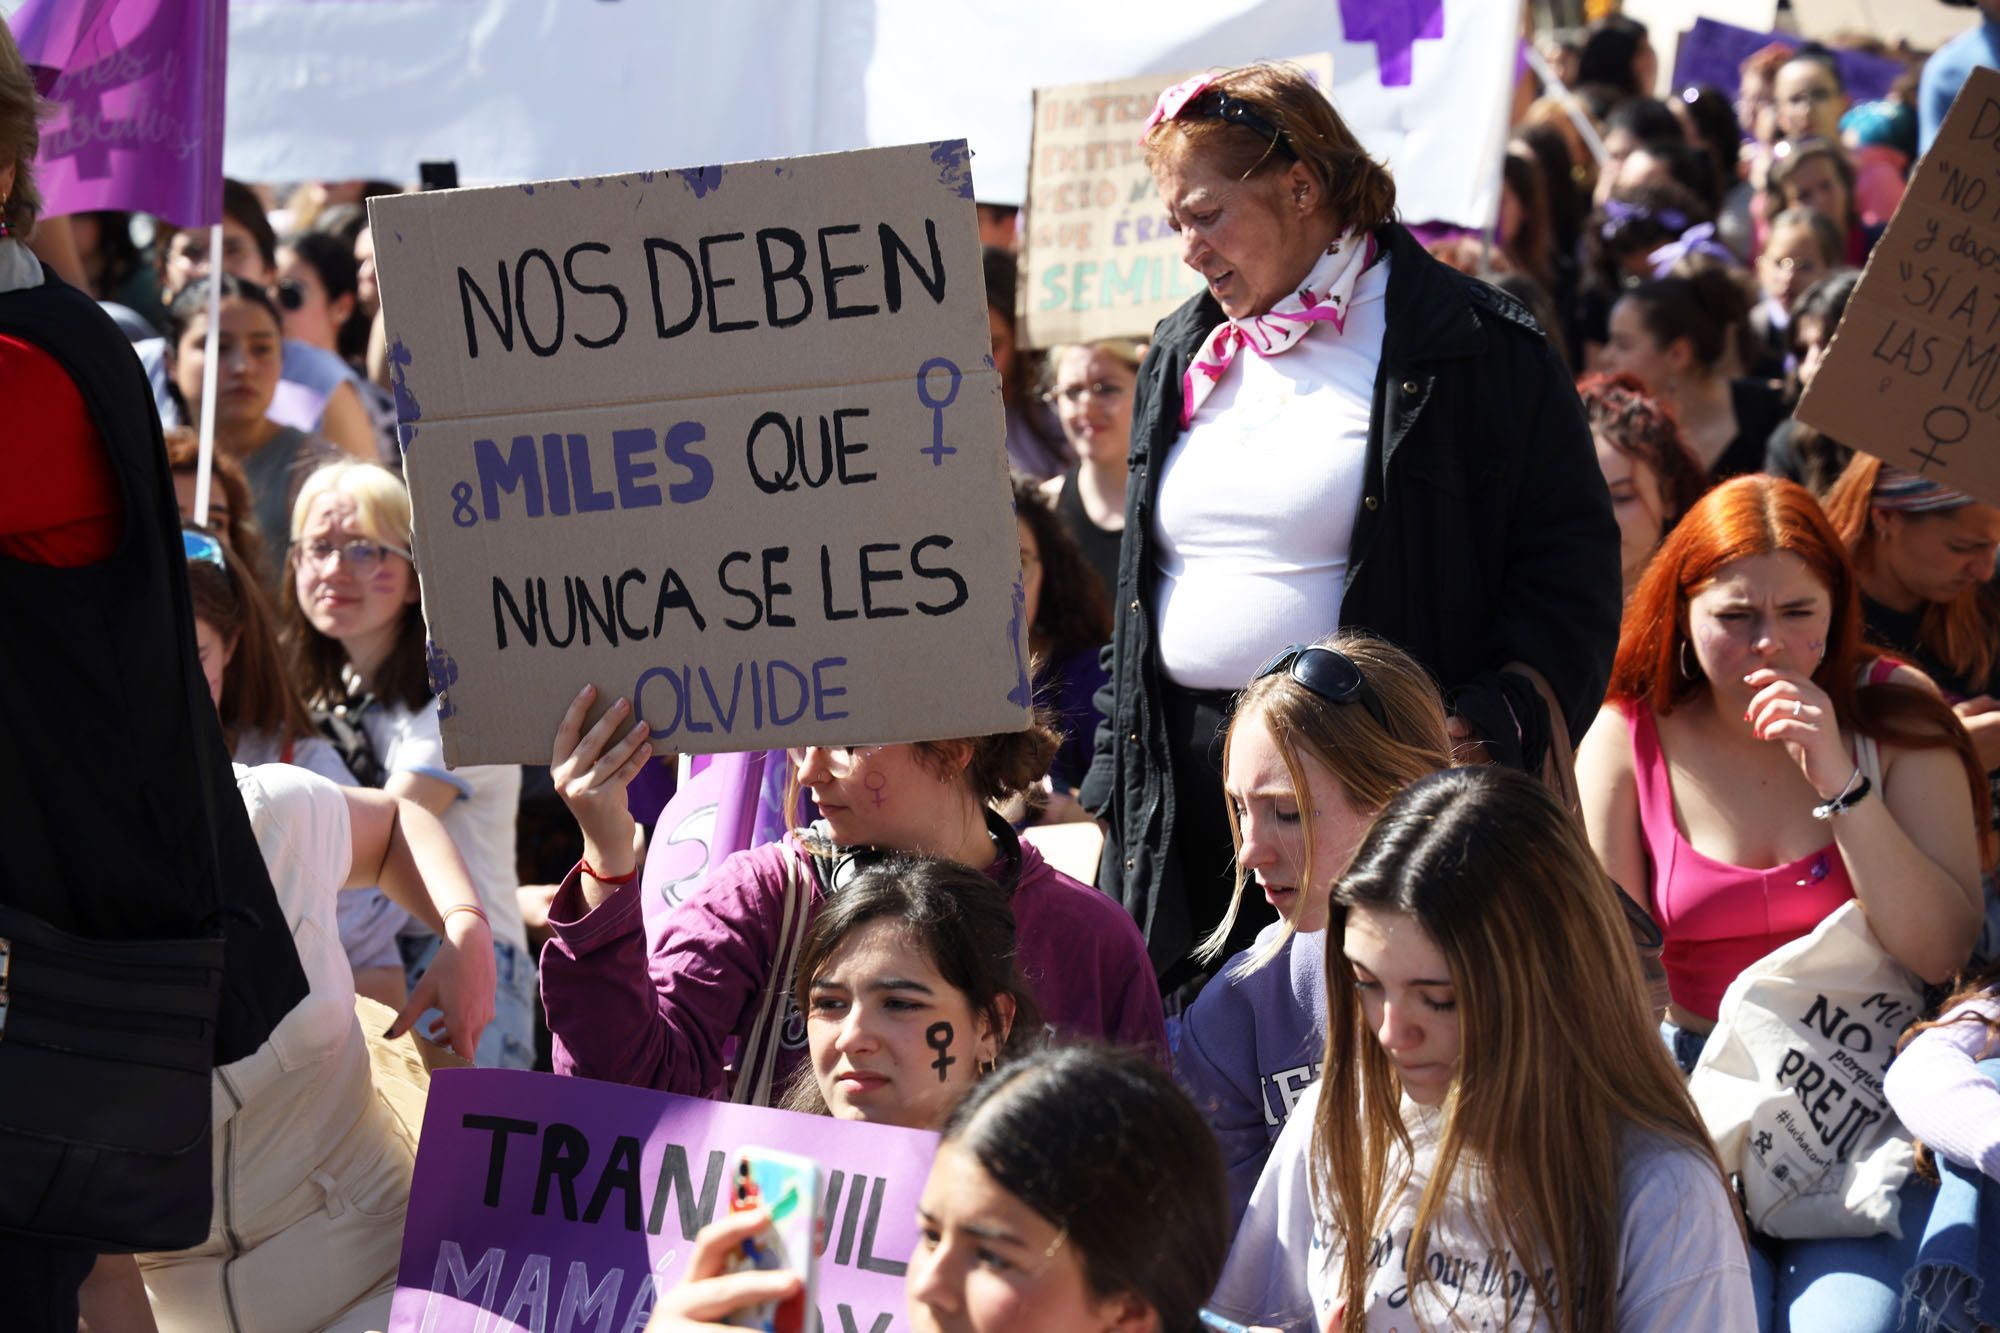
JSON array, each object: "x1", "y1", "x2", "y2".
[
  {"x1": 1711, "y1": 377, "x2": 1789, "y2": 482},
  {"x1": 0, "y1": 273, "x2": 308, "y2": 1063},
  {"x1": 1053, "y1": 467, "x2": 1122, "y2": 608},
  {"x1": 1083, "y1": 223, "x2": 1623, "y2": 970},
  {"x1": 1861, "y1": 590, "x2": 2000, "y2": 834}
]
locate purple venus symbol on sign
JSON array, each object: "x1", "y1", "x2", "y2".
[{"x1": 1339, "y1": 0, "x2": 1445, "y2": 88}]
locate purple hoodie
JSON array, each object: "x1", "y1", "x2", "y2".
[
  {"x1": 542, "y1": 836, "x2": 1166, "y2": 1098},
  {"x1": 1175, "y1": 923, "x2": 1327, "y2": 1230}
]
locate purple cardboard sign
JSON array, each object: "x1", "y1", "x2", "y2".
[{"x1": 389, "y1": 1068, "x2": 937, "y2": 1333}]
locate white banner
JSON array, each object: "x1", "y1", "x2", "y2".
[
  {"x1": 221, "y1": 0, "x2": 1512, "y2": 228},
  {"x1": 223, "y1": 0, "x2": 866, "y2": 186}
]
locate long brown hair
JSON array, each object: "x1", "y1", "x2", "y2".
[
  {"x1": 0, "y1": 22, "x2": 43, "y2": 241},
  {"x1": 1014, "y1": 475, "x2": 1110, "y2": 657},
  {"x1": 164, "y1": 427, "x2": 269, "y2": 586},
  {"x1": 1823, "y1": 453, "x2": 2000, "y2": 692},
  {"x1": 1314, "y1": 766, "x2": 1735, "y2": 1333},
  {"x1": 1609, "y1": 475, "x2": 1990, "y2": 846},
  {"x1": 187, "y1": 531, "x2": 317, "y2": 753},
  {"x1": 1201, "y1": 632, "x2": 1452, "y2": 966}
]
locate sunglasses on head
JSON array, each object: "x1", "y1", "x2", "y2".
[{"x1": 1254, "y1": 644, "x2": 1389, "y2": 731}]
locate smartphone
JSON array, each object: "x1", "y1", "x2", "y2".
[{"x1": 720, "y1": 1146, "x2": 821, "y2": 1333}]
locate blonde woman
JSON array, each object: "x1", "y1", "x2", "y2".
[
  {"x1": 1212, "y1": 766, "x2": 1753, "y2": 1332},
  {"x1": 282, "y1": 460, "x2": 536, "y2": 1068},
  {"x1": 1176, "y1": 633, "x2": 1452, "y2": 1227}
]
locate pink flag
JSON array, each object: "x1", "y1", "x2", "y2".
[{"x1": 9, "y1": 0, "x2": 228, "y2": 228}]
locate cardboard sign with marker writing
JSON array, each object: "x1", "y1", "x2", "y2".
[
  {"x1": 1796, "y1": 68, "x2": 2000, "y2": 509},
  {"x1": 1019, "y1": 57, "x2": 1333, "y2": 349},
  {"x1": 369, "y1": 143, "x2": 1029, "y2": 766}
]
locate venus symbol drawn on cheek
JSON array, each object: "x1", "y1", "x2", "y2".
[
  {"x1": 864, "y1": 772, "x2": 888, "y2": 808},
  {"x1": 925, "y1": 1021, "x2": 956, "y2": 1082}
]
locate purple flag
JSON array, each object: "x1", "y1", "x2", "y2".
[
  {"x1": 641, "y1": 750, "x2": 775, "y2": 943},
  {"x1": 389, "y1": 1068, "x2": 935, "y2": 1332},
  {"x1": 9, "y1": 0, "x2": 227, "y2": 228}
]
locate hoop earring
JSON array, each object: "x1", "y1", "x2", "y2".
[
  {"x1": 976, "y1": 1058, "x2": 997, "y2": 1076},
  {"x1": 1679, "y1": 639, "x2": 1700, "y2": 680}
]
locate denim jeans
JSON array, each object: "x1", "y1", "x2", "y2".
[
  {"x1": 1661, "y1": 1017, "x2": 1942, "y2": 1332},
  {"x1": 1660, "y1": 1016, "x2": 1708, "y2": 1075},
  {"x1": 1900, "y1": 1059, "x2": 2000, "y2": 1333},
  {"x1": 398, "y1": 930, "x2": 537, "y2": 1069},
  {"x1": 1747, "y1": 1176, "x2": 1937, "y2": 1333}
]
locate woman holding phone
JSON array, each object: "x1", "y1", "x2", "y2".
[{"x1": 648, "y1": 1045, "x2": 1229, "y2": 1333}]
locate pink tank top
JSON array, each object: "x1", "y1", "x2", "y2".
[{"x1": 1626, "y1": 705, "x2": 1854, "y2": 1021}]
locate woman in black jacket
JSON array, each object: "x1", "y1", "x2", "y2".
[{"x1": 1082, "y1": 62, "x2": 1622, "y2": 994}]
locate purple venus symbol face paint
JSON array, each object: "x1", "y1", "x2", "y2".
[
  {"x1": 1338, "y1": 0, "x2": 1445, "y2": 88},
  {"x1": 864, "y1": 771, "x2": 888, "y2": 808}
]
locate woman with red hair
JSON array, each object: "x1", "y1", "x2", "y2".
[
  {"x1": 1576, "y1": 474, "x2": 1987, "y2": 1328},
  {"x1": 1578, "y1": 371, "x2": 1709, "y2": 598}
]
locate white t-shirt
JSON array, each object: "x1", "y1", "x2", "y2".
[
  {"x1": 363, "y1": 697, "x2": 527, "y2": 953},
  {"x1": 1151, "y1": 259, "x2": 1387, "y2": 690},
  {"x1": 234, "y1": 729, "x2": 356, "y2": 787},
  {"x1": 1211, "y1": 1083, "x2": 1757, "y2": 1332},
  {"x1": 139, "y1": 765, "x2": 411, "y2": 1333}
]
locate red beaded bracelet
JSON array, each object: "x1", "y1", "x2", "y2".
[{"x1": 582, "y1": 858, "x2": 639, "y2": 886}]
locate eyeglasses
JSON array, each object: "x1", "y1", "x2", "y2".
[
  {"x1": 1254, "y1": 644, "x2": 1389, "y2": 731},
  {"x1": 786, "y1": 745, "x2": 885, "y2": 778},
  {"x1": 182, "y1": 528, "x2": 228, "y2": 569},
  {"x1": 1041, "y1": 380, "x2": 1129, "y2": 408},
  {"x1": 296, "y1": 537, "x2": 413, "y2": 572}
]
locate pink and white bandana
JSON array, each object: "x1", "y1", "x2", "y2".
[
  {"x1": 1179, "y1": 229, "x2": 1379, "y2": 428},
  {"x1": 1142, "y1": 74, "x2": 1213, "y2": 138}
]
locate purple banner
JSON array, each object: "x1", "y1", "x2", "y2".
[
  {"x1": 390, "y1": 1068, "x2": 936, "y2": 1332},
  {"x1": 1671, "y1": 16, "x2": 1903, "y2": 108},
  {"x1": 8, "y1": 0, "x2": 227, "y2": 228}
]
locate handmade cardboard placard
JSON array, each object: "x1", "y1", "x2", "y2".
[
  {"x1": 1019, "y1": 56, "x2": 1333, "y2": 349},
  {"x1": 387, "y1": 1068, "x2": 937, "y2": 1332},
  {"x1": 1796, "y1": 68, "x2": 2000, "y2": 509},
  {"x1": 368, "y1": 143, "x2": 1029, "y2": 766}
]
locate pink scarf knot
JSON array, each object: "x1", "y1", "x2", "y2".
[{"x1": 1179, "y1": 230, "x2": 1378, "y2": 428}]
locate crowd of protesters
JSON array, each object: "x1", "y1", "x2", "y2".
[{"x1": 7, "y1": 5, "x2": 2000, "y2": 1332}]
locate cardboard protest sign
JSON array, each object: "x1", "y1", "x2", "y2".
[
  {"x1": 389, "y1": 1068, "x2": 937, "y2": 1332},
  {"x1": 1020, "y1": 57, "x2": 1332, "y2": 349},
  {"x1": 368, "y1": 143, "x2": 1030, "y2": 766},
  {"x1": 1796, "y1": 68, "x2": 2000, "y2": 510}
]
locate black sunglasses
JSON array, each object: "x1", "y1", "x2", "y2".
[
  {"x1": 1254, "y1": 644, "x2": 1389, "y2": 731},
  {"x1": 1190, "y1": 89, "x2": 1288, "y2": 148}
]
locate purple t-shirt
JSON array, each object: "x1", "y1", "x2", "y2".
[{"x1": 541, "y1": 837, "x2": 1166, "y2": 1099}]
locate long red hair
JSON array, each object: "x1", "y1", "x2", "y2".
[
  {"x1": 1821, "y1": 454, "x2": 2000, "y2": 691},
  {"x1": 1610, "y1": 476, "x2": 1990, "y2": 842}
]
